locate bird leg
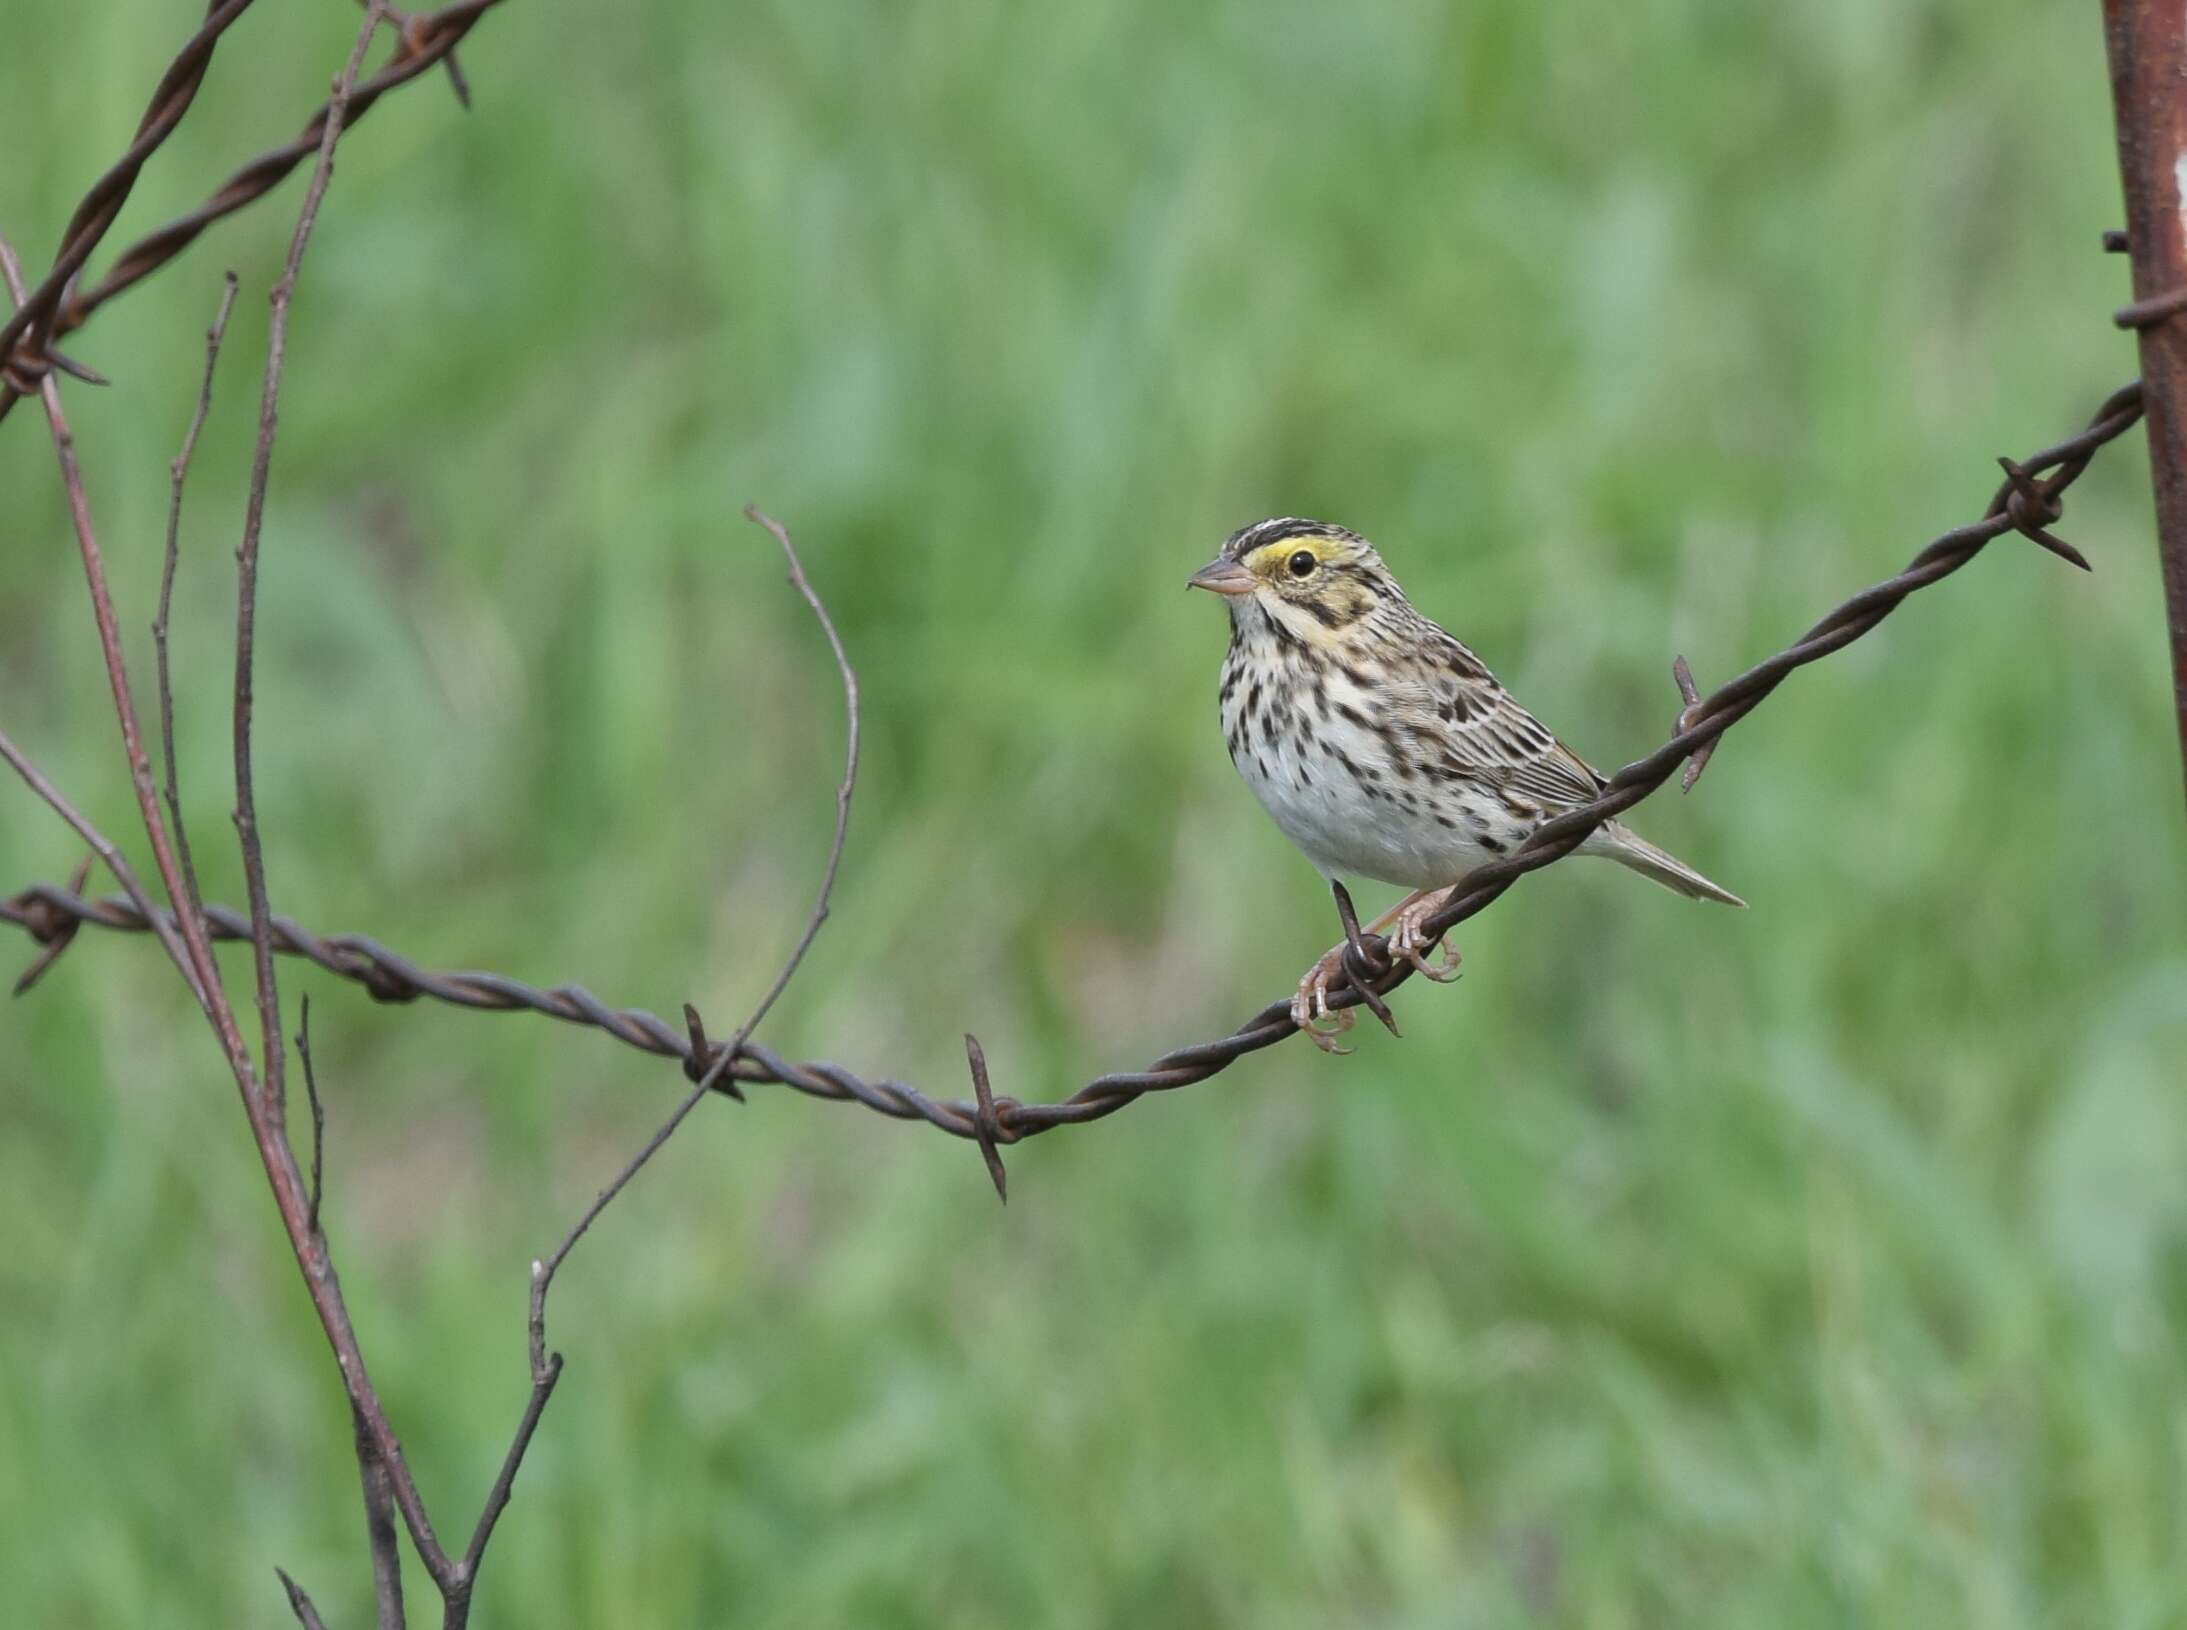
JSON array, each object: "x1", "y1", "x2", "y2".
[
  {"x1": 1290, "y1": 881, "x2": 1400, "y2": 1052},
  {"x1": 1331, "y1": 881, "x2": 1401, "y2": 1035}
]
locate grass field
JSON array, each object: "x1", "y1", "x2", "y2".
[{"x1": 5, "y1": 2, "x2": 2186, "y2": 1624}]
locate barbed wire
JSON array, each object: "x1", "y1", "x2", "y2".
[
  {"x1": 4, "y1": 375, "x2": 2144, "y2": 1171},
  {"x1": 0, "y1": 0, "x2": 501, "y2": 424},
  {"x1": 9, "y1": 3, "x2": 2174, "y2": 1623}
]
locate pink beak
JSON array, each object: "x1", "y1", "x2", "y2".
[{"x1": 1186, "y1": 556, "x2": 1255, "y2": 596}]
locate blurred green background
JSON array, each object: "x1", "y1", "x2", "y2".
[{"x1": 5, "y1": 1, "x2": 2185, "y2": 1624}]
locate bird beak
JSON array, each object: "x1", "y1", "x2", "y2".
[{"x1": 1186, "y1": 556, "x2": 1256, "y2": 596}]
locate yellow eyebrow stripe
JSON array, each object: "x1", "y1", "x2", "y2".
[{"x1": 1245, "y1": 538, "x2": 1329, "y2": 574}]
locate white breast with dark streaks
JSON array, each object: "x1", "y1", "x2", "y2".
[{"x1": 1217, "y1": 633, "x2": 1531, "y2": 891}]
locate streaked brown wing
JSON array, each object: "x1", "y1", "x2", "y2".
[{"x1": 1382, "y1": 636, "x2": 1607, "y2": 812}]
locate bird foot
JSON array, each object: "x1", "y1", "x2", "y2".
[
  {"x1": 1291, "y1": 929, "x2": 1402, "y2": 1052},
  {"x1": 1389, "y1": 890, "x2": 1463, "y2": 982},
  {"x1": 1289, "y1": 888, "x2": 1460, "y2": 1053},
  {"x1": 1291, "y1": 945, "x2": 1359, "y2": 1054}
]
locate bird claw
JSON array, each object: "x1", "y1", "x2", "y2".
[
  {"x1": 1291, "y1": 948, "x2": 1358, "y2": 1054},
  {"x1": 1390, "y1": 893, "x2": 1463, "y2": 984},
  {"x1": 1289, "y1": 889, "x2": 1463, "y2": 1053}
]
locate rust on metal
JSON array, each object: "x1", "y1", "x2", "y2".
[
  {"x1": 2102, "y1": 0, "x2": 2187, "y2": 808},
  {"x1": 0, "y1": 0, "x2": 505, "y2": 426},
  {"x1": 6, "y1": 381, "x2": 2141, "y2": 1151}
]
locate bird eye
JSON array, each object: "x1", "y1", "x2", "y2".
[{"x1": 1286, "y1": 550, "x2": 1316, "y2": 578}]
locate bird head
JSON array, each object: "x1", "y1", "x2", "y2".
[{"x1": 1187, "y1": 517, "x2": 1399, "y2": 645}]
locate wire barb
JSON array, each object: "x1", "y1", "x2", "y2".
[
  {"x1": 1995, "y1": 456, "x2": 2093, "y2": 571},
  {"x1": 11, "y1": 854, "x2": 94, "y2": 997},
  {"x1": 1, "y1": 343, "x2": 108, "y2": 394},
  {"x1": 2114, "y1": 283, "x2": 2187, "y2": 331},
  {"x1": 12, "y1": 385, "x2": 2139, "y2": 1157},
  {"x1": 371, "y1": 0, "x2": 474, "y2": 107},
  {"x1": 681, "y1": 1002, "x2": 744, "y2": 1101},
  {"x1": 966, "y1": 1034, "x2": 1010, "y2": 1204},
  {"x1": 0, "y1": 0, "x2": 508, "y2": 426},
  {"x1": 0, "y1": 0, "x2": 262, "y2": 415},
  {"x1": 1669, "y1": 655, "x2": 1718, "y2": 792}
]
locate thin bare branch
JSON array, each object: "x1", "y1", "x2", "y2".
[
  {"x1": 720, "y1": 504, "x2": 863, "y2": 1050},
  {"x1": 5, "y1": 16, "x2": 464, "y2": 1598},
  {"x1": 0, "y1": 231, "x2": 222, "y2": 1021},
  {"x1": 157, "y1": 271, "x2": 241, "y2": 941},
  {"x1": 288, "y1": 1016, "x2": 406, "y2": 1630},
  {"x1": 0, "y1": 733, "x2": 197, "y2": 990},
  {"x1": 6, "y1": 2, "x2": 592, "y2": 1617},
  {"x1": 297, "y1": 996, "x2": 328, "y2": 1236},
  {"x1": 276, "y1": 1568, "x2": 331, "y2": 1630},
  {"x1": 525, "y1": 1078, "x2": 709, "y2": 1382},
  {"x1": 528, "y1": 505, "x2": 862, "y2": 1324},
  {"x1": 234, "y1": 5, "x2": 385, "y2": 1126},
  {"x1": 210, "y1": 3, "x2": 465, "y2": 1593},
  {"x1": 353, "y1": 1403, "x2": 409, "y2": 1630},
  {"x1": 458, "y1": 1342, "x2": 561, "y2": 1589},
  {"x1": 493, "y1": 506, "x2": 863, "y2": 1593}
]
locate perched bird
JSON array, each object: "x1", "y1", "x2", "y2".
[{"x1": 1189, "y1": 517, "x2": 1743, "y2": 1050}]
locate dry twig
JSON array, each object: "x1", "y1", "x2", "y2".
[
  {"x1": 0, "y1": 232, "x2": 220, "y2": 1016},
  {"x1": 525, "y1": 504, "x2": 862, "y2": 1380},
  {"x1": 233, "y1": 0, "x2": 385, "y2": 1129},
  {"x1": 5, "y1": 9, "x2": 486, "y2": 1620},
  {"x1": 155, "y1": 271, "x2": 240, "y2": 937},
  {"x1": 2, "y1": 0, "x2": 2173, "y2": 1617},
  {"x1": 276, "y1": 1568, "x2": 331, "y2": 1630},
  {"x1": 461, "y1": 504, "x2": 864, "y2": 1599}
]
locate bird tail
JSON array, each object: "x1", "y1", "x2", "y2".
[{"x1": 1595, "y1": 822, "x2": 1746, "y2": 907}]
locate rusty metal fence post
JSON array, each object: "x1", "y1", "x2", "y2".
[{"x1": 2102, "y1": 0, "x2": 2187, "y2": 813}]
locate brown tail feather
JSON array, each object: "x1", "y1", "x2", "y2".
[{"x1": 1598, "y1": 823, "x2": 1746, "y2": 907}]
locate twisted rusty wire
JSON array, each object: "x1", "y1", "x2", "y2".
[
  {"x1": 4, "y1": 378, "x2": 2143, "y2": 1160},
  {"x1": 0, "y1": 0, "x2": 254, "y2": 395},
  {"x1": 0, "y1": 0, "x2": 503, "y2": 424},
  {"x1": 1392, "y1": 381, "x2": 2142, "y2": 954}
]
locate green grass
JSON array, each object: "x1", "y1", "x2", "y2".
[{"x1": 5, "y1": 1, "x2": 2186, "y2": 1624}]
